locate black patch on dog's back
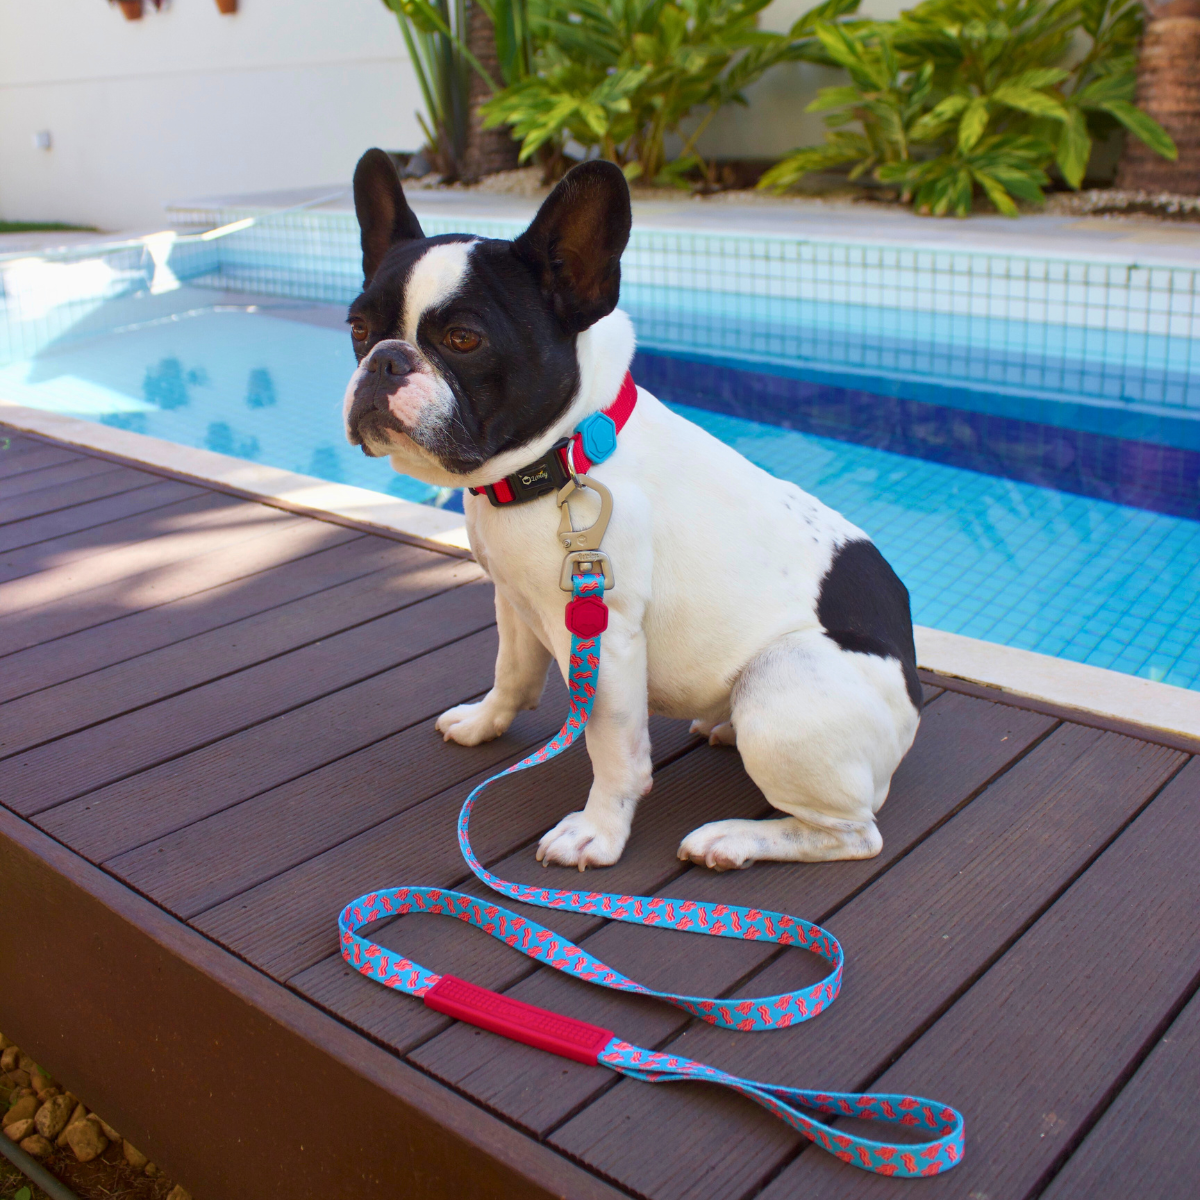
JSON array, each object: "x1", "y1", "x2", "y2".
[{"x1": 816, "y1": 540, "x2": 921, "y2": 709}]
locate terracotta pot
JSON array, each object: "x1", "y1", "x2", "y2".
[
  {"x1": 117, "y1": 0, "x2": 143, "y2": 19},
  {"x1": 215, "y1": 0, "x2": 238, "y2": 12}
]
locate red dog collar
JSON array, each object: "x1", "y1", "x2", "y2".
[{"x1": 469, "y1": 372, "x2": 637, "y2": 507}]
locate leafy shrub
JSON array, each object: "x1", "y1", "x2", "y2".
[
  {"x1": 481, "y1": 0, "x2": 859, "y2": 184},
  {"x1": 759, "y1": 0, "x2": 1177, "y2": 216}
]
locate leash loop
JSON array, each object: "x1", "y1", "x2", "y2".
[{"x1": 339, "y1": 570, "x2": 964, "y2": 1178}]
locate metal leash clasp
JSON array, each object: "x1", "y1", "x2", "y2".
[{"x1": 557, "y1": 474, "x2": 615, "y2": 592}]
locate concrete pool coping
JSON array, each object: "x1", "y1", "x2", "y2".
[{"x1": 3, "y1": 395, "x2": 1198, "y2": 745}]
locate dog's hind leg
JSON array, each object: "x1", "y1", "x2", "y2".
[
  {"x1": 678, "y1": 631, "x2": 918, "y2": 871},
  {"x1": 437, "y1": 589, "x2": 552, "y2": 746}
]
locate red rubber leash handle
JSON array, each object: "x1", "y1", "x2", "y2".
[{"x1": 425, "y1": 974, "x2": 615, "y2": 1065}]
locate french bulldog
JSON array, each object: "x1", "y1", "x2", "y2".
[{"x1": 344, "y1": 148, "x2": 920, "y2": 872}]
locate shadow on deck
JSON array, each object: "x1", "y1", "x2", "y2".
[{"x1": 1, "y1": 425, "x2": 1197, "y2": 1200}]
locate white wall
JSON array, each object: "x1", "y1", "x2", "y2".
[
  {"x1": 697, "y1": 0, "x2": 908, "y2": 160},
  {"x1": 0, "y1": 0, "x2": 424, "y2": 230},
  {"x1": 0, "y1": 0, "x2": 905, "y2": 231}
]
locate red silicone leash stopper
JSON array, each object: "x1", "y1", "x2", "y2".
[{"x1": 565, "y1": 595, "x2": 608, "y2": 637}]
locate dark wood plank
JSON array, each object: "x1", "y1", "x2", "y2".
[
  {"x1": 9, "y1": 580, "x2": 496, "y2": 820},
  {"x1": 1038, "y1": 982, "x2": 1200, "y2": 1200},
  {"x1": 763, "y1": 756, "x2": 1200, "y2": 1200},
  {"x1": 0, "y1": 438, "x2": 81, "y2": 479},
  {"x1": 0, "y1": 454, "x2": 123, "y2": 503},
  {"x1": 0, "y1": 477, "x2": 202, "y2": 557},
  {"x1": 0, "y1": 490, "x2": 299, "y2": 604},
  {"x1": 0, "y1": 494, "x2": 319, "y2": 652},
  {"x1": 0, "y1": 462, "x2": 160, "y2": 524},
  {"x1": 0, "y1": 519, "x2": 367, "y2": 701},
  {"x1": 0, "y1": 802, "x2": 625, "y2": 1200},
  {"x1": 405, "y1": 692, "x2": 1055, "y2": 1138},
  {"x1": 0, "y1": 548, "x2": 480, "y2": 760},
  {"x1": 35, "y1": 624, "x2": 498, "y2": 861},
  {"x1": 107, "y1": 679, "x2": 571, "y2": 917},
  {"x1": 193, "y1": 714, "x2": 700, "y2": 982},
  {"x1": 547, "y1": 726, "x2": 1186, "y2": 1200}
]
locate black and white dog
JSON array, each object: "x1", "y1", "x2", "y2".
[{"x1": 343, "y1": 148, "x2": 920, "y2": 872}]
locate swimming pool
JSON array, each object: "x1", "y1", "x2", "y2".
[{"x1": 2, "y1": 223, "x2": 1198, "y2": 692}]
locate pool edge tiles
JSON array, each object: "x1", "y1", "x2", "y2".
[{"x1": 3, "y1": 397, "x2": 1199, "y2": 743}]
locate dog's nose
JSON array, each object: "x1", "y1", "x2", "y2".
[{"x1": 365, "y1": 342, "x2": 416, "y2": 380}]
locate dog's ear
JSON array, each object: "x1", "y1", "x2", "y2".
[
  {"x1": 514, "y1": 160, "x2": 631, "y2": 333},
  {"x1": 353, "y1": 148, "x2": 424, "y2": 285}
]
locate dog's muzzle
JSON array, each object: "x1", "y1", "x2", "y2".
[{"x1": 346, "y1": 340, "x2": 422, "y2": 453}]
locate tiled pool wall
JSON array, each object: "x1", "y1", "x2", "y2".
[{"x1": 4, "y1": 203, "x2": 1200, "y2": 522}]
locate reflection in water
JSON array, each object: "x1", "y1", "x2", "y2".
[
  {"x1": 205, "y1": 421, "x2": 260, "y2": 460},
  {"x1": 246, "y1": 368, "x2": 276, "y2": 409},
  {"x1": 143, "y1": 357, "x2": 190, "y2": 410}
]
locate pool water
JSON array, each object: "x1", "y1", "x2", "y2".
[{"x1": 4, "y1": 288, "x2": 1199, "y2": 691}]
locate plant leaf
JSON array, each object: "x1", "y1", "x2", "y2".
[
  {"x1": 1055, "y1": 106, "x2": 1091, "y2": 188},
  {"x1": 958, "y1": 96, "x2": 990, "y2": 153},
  {"x1": 992, "y1": 85, "x2": 1068, "y2": 121},
  {"x1": 1099, "y1": 100, "x2": 1178, "y2": 160}
]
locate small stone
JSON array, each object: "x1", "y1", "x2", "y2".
[
  {"x1": 64, "y1": 1116, "x2": 108, "y2": 1163},
  {"x1": 165, "y1": 1187, "x2": 193, "y2": 1200},
  {"x1": 0, "y1": 1034, "x2": 11, "y2": 1050},
  {"x1": 19, "y1": 1133, "x2": 52, "y2": 1159},
  {"x1": 145, "y1": 1162, "x2": 160, "y2": 1177},
  {"x1": 3, "y1": 1095, "x2": 38, "y2": 1126},
  {"x1": 28, "y1": 1069, "x2": 52, "y2": 1094},
  {"x1": 95, "y1": 1116, "x2": 120, "y2": 1141},
  {"x1": 123, "y1": 1139, "x2": 149, "y2": 1170},
  {"x1": 3, "y1": 1118, "x2": 35, "y2": 1142},
  {"x1": 0, "y1": 1047, "x2": 17, "y2": 1072},
  {"x1": 35, "y1": 1093, "x2": 76, "y2": 1140},
  {"x1": 16, "y1": 1055, "x2": 35, "y2": 1074},
  {"x1": 35, "y1": 1086, "x2": 60, "y2": 1104}
]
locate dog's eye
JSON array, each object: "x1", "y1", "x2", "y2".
[
  {"x1": 350, "y1": 320, "x2": 369, "y2": 343},
  {"x1": 443, "y1": 328, "x2": 482, "y2": 353}
]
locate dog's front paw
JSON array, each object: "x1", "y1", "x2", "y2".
[
  {"x1": 536, "y1": 811, "x2": 627, "y2": 871},
  {"x1": 435, "y1": 700, "x2": 511, "y2": 746},
  {"x1": 677, "y1": 820, "x2": 760, "y2": 871}
]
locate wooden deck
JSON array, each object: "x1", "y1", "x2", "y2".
[{"x1": 1, "y1": 423, "x2": 1197, "y2": 1200}]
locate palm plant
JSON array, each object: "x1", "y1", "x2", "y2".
[
  {"x1": 381, "y1": 0, "x2": 533, "y2": 179},
  {"x1": 1116, "y1": 0, "x2": 1200, "y2": 192}
]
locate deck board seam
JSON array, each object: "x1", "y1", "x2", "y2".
[
  {"x1": 0, "y1": 467, "x2": 164, "y2": 524},
  {"x1": 745, "y1": 748, "x2": 1196, "y2": 1199},
  {"x1": 0, "y1": 478, "x2": 206, "y2": 558},
  {"x1": 5, "y1": 424, "x2": 475, "y2": 562},
  {"x1": 0, "y1": 533, "x2": 387, "y2": 705},
  {"x1": 0, "y1": 523, "x2": 362, "y2": 681},
  {"x1": 0, "y1": 567, "x2": 484, "y2": 765},
  {"x1": 0, "y1": 491, "x2": 296, "y2": 622},
  {"x1": 1024, "y1": 963, "x2": 1200, "y2": 1200},
  {"x1": 22, "y1": 616, "x2": 499, "y2": 822}
]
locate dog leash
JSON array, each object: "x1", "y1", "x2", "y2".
[{"x1": 340, "y1": 471, "x2": 964, "y2": 1179}]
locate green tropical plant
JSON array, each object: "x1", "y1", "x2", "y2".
[
  {"x1": 480, "y1": 0, "x2": 861, "y2": 185},
  {"x1": 759, "y1": 0, "x2": 1177, "y2": 216},
  {"x1": 381, "y1": 0, "x2": 532, "y2": 178}
]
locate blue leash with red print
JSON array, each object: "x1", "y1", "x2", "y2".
[{"x1": 339, "y1": 569, "x2": 965, "y2": 1179}]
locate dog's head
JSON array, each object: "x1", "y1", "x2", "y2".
[{"x1": 343, "y1": 149, "x2": 632, "y2": 486}]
